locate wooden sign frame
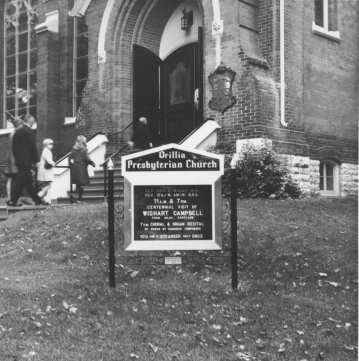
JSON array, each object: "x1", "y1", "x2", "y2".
[{"x1": 121, "y1": 144, "x2": 224, "y2": 251}]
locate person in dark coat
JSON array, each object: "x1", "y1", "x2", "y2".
[
  {"x1": 69, "y1": 135, "x2": 95, "y2": 202},
  {"x1": 129, "y1": 116, "x2": 154, "y2": 150},
  {"x1": 9, "y1": 114, "x2": 42, "y2": 206},
  {"x1": 3, "y1": 117, "x2": 22, "y2": 202}
]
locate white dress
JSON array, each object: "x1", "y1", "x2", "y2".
[{"x1": 37, "y1": 148, "x2": 55, "y2": 182}]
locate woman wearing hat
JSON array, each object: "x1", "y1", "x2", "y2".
[{"x1": 37, "y1": 138, "x2": 55, "y2": 204}]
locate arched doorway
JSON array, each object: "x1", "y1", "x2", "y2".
[{"x1": 133, "y1": 1, "x2": 203, "y2": 144}]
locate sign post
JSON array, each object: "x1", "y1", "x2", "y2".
[
  {"x1": 122, "y1": 144, "x2": 224, "y2": 251},
  {"x1": 230, "y1": 170, "x2": 238, "y2": 290}
]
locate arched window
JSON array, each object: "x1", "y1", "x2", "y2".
[
  {"x1": 319, "y1": 160, "x2": 340, "y2": 196},
  {"x1": 3, "y1": 0, "x2": 38, "y2": 127}
]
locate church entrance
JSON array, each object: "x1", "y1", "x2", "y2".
[{"x1": 133, "y1": 38, "x2": 203, "y2": 144}]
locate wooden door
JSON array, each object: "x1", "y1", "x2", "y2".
[
  {"x1": 162, "y1": 43, "x2": 199, "y2": 143},
  {"x1": 133, "y1": 45, "x2": 161, "y2": 145}
]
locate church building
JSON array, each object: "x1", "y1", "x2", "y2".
[{"x1": 0, "y1": 0, "x2": 358, "y2": 197}]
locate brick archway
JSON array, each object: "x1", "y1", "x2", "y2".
[{"x1": 107, "y1": 0, "x2": 208, "y2": 135}]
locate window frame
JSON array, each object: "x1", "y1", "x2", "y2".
[
  {"x1": 71, "y1": 15, "x2": 88, "y2": 118},
  {"x1": 2, "y1": 0, "x2": 38, "y2": 128},
  {"x1": 312, "y1": 0, "x2": 340, "y2": 41},
  {"x1": 319, "y1": 160, "x2": 340, "y2": 197}
]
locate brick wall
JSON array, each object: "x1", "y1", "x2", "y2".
[
  {"x1": 35, "y1": 0, "x2": 75, "y2": 158},
  {"x1": 0, "y1": 0, "x2": 357, "y2": 195},
  {"x1": 283, "y1": 0, "x2": 358, "y2": 162}
]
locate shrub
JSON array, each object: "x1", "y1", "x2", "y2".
[{"x1": 211, "y1": 145, "x2": 301, "y2": 199}]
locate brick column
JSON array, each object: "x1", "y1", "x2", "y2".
[{"x1": 35, "y1": 11, "x2": 62, "y2": 149}]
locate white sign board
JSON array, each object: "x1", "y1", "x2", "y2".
[{"x1": 121, "y1": 143, "x2": 224, "y2": 251}]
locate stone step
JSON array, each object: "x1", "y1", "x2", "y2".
[
  {"x1": 87, "y1": 178, "x2": 123, "y2": 186},
  {"x1": 7, "y1": 204, "x2": 47, "y2": 213},
  {"x1": 90, "y1": 175, "x2": 123, "y2": 183},
  {"x1": 84, "y1": 183, "x2": 123, "y2": 191},
  {"x1": 81, "y1": 188, "x2": 123, "y2": 197},
  {"x1": 0, "y1": 206, "x2": 8, "y2": 221},
  {"x1": 94, "y1": 168, "x2": 122, "y2": 177},
  {"x1": 57, "y1": 194, "x2": 123, "y2": 204}
]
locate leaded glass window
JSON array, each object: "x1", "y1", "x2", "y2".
[
  {"x1": 3, "y1": 0, "x2": 38, "y2": 127},
  {"x1": 72, "y1": 16, "x2": 88, "y2": 115}
]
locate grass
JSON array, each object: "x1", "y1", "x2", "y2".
[{"x1": 0, "y1": 198, "x2": 357, "y2": 361}]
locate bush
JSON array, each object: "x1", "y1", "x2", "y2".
[{"x1": 217, "y1": 146, "x2": 301, "y2": 199}]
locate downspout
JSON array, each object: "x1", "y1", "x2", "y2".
[
  {"x1": 279, "y1": 0, "x2": 287, "y2": 127},
  {"x1": 211, "y1": 0, "x2": 223, "y2": 67}
]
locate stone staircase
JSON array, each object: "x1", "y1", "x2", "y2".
[{"x1": 57, "y1": 167, "x2": 124, "y2": 203}]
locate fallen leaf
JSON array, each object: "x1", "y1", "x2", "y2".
[
  {"x1": 148, "y1": 342, "x2": 158, "y2": 353},
  {"x1": 212, "y1": 324, "x2": 222, "y2": 330},
  {"x1": 344, "y1": 322, "x2": 351, "y2": 330},
  {"x1": 255, "y1": 338, "x2": 266, "y2": 349},
  {"x1": 235, "y1": 352, "x2": 252, "y2": 360},
  {"x1": 278, "y1": 343, "x2": 285, "y2": 353}
]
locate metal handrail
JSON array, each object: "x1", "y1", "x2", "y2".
[
  {"x1": 101, "y1": 144, "x2": 128, "y2": 167},
  {"x1": 54, "y1": 131, "x2": 107, "y2": 165},
  {"x1": 106, "y1": 121, "x2": 134, "y2": 139},
  {"x1": 54, "y1": 120, "x2": 134, "y2": 166}
]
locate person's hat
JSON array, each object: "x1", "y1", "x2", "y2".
[{"x1": 43, "y1": 138, "x2": 54, "y2": 146}]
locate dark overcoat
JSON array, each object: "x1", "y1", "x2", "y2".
[
  {"x1": 133, "y1": 123, "x2": 153, "y2": 149},
  {"x1": 4, "y1": 132, "x2": 17, "y2": 176},
  {"x1": 69, "y1": 148, "x2": 94, "y2": 186},
  {"x1": 12, "y1": 125, "x2": 38, "y2": 170}
]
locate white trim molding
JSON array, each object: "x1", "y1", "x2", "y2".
[
  {"x1": 211, "y1": 0, "x2": 223, "y2": 67},
  {"x1": 279, "y1": 0, "x2": 287, "y2": 127},
  {"x1": 98, "y1": 0, "x2": 115, "y2": 64},
  {"x1": 35, "y1": 10, "x2": 59, "y2": 34},
  {"x1": 312, "y1": 22, "x2": 340, "y2": 41},
  {"x1": 69, "y1": 0, "x2": 92, "y2": 17},
  {"x1": 312, "y1": 0, "x2": 340, "y2": 41},
  {"x1": 70, "y1": 0, "x2": 224, "y2": 66}
]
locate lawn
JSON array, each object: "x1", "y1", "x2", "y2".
[{"x1": 0, "y1": 198, "x2": 357, "y2": 361}]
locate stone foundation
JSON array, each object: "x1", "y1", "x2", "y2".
[
  {"x1": 341, "y1": 163, "x2": 358, "y2": 196},
  {"x1": 232, "y1": 137, "x2": 358, "y2": 197}
]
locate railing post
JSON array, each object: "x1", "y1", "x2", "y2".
[
  {"x1": 103, "y1": 162, "x2": 108, "y2": 198},
  {"x1": 107, "y1": 168, "x2": 116, "y2": 288},
  {"x1": 68, "y1": 159, "x2": 73, "y2": 202}
]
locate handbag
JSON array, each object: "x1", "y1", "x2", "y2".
[{"x1": 44, "y1": 161, "x2": 53, "y2": 169}]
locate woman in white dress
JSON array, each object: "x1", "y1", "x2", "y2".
[{"x1": 37, "y1": 138, "x2": 55, "y2": 204}]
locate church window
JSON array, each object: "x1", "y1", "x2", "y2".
[
  {"x1": 72, "y1": 16, "x2": 88, "y2": 116},
  {"x1": 3, "y1": 0, "x2": 38, "y2": 128}
]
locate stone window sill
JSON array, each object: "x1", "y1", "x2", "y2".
[
  {"x1": 320, "y1": 190, "x2": 340, "y2": 197},
  {"x1": 312, "y1": 23, "x2": 340, "y2": 42},
  {"x1": 64, "y1": 117, "x2": 76, "y2": 126}
]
